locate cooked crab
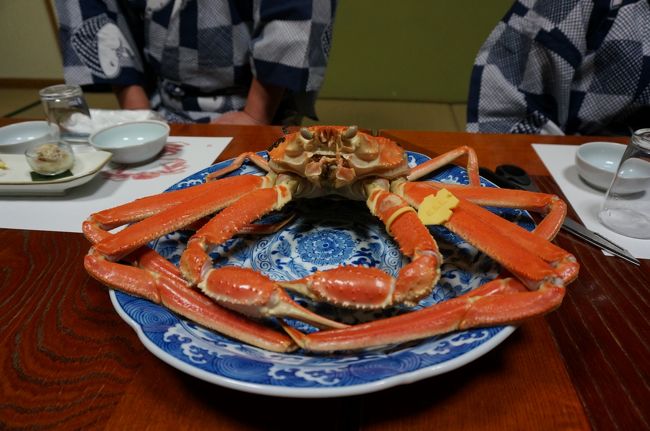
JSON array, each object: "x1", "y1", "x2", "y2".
[{"x1": 82, "y1": 126, "x2": 578, "y2": 353}]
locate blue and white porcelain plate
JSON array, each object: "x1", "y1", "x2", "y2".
[{"x1": 110, "y1": 151, "x2": 535, "y2": 398}]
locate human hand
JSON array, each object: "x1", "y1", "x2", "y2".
[
  {"x1": 211, "y1": 110, "x2": 265, "y2": 125},
  {"x1": 212, "y1": 78, "x2": 284, "y2": 125},
  {"x1": 113, "y1": 85, "x2": 150, "y2": 110}
]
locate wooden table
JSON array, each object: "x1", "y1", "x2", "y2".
[{"x1": 1, "y1": 123, "x2": 648, "y2": 430}]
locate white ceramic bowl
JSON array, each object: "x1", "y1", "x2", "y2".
[
  {"x1": 89, "y1": 120, "x2": 169, "y2": 164},
  {"x1": 575, "y1": 141, "x2": 650, "y2": 193},
  {"x1": 0, "y1": 121, "x2": 59, "y2": 154}
]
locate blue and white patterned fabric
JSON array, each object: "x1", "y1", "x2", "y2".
[
  {"x1": 467, "y1": 0, "x2": 650, "y2": 136},
  {"x1": 54, "y1": 0, "x2": 337, "y2": 123}
]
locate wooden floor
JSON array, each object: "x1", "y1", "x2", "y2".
[{"x1": 0, "y1": 87, "x2": 467, "y2": 131}]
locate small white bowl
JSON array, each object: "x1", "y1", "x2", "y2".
[
  {"x1": 0, "y1": 121, "x2": 59, "y2": 154},
  {"x1": 575, "y1": 141, "x2": 650, "y2": 193},
  {"x1": 89, "y1": 120, "x2": 169, "y2": 164}
]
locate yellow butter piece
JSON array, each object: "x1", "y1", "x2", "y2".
[
  {"x1": 417, "y1": 188, "x2": 459, "y2": 225},
  {"x1": 0, "y1": 159, "x2": 6, "y2": 170}
]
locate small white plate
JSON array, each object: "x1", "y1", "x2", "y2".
[{"x1": 0, "y1": 150, "x2": 112, "y2": 195}]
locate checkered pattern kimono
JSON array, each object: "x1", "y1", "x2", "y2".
[
  {"x1": 55, "y1": 0, "x2": 337, "y2": 123},
  {"x1": 467, "y1": 0, "x2": 650, "y2": 135}
]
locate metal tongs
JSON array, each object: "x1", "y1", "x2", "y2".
[{"x1": 478, "y1": 164, "x2": 640, "y2": 266}]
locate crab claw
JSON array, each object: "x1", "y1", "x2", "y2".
[{"x1": 198, "y1": 266, "x2": 348, "y2": 330}]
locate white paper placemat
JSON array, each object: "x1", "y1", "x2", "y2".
[
  {"x1": 0, "y1": 136, "x2": 230, "y2": 233},
  {"x1": 533, "y1": 143, "x2": 649, "y2": 259}
]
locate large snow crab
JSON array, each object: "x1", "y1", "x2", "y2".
[{"x1": 83, "y1": 126, "x2": 578, "y2": 353}]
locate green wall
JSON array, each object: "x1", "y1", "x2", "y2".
[
  {"x1": 0, "y1": 0, "x2": 62, "y2": 80},
  {"x1": 321, "y1": 1, "x2": 513, "y2": 103}
]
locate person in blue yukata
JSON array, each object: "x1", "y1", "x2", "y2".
[
  {"x1": 54, "y1": 0, "x2": 337, "y2": 125},
  {"x1": 467, "y1": 0, "x2": 650, "y2": 136}
]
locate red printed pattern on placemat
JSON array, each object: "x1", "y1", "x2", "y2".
[{"x1": 102, "y1": 143, "x2": 189, "y2": 181}]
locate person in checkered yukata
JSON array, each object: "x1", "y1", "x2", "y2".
[
  {"x1": 54, "y1": 0, "x2": 337, "y2": 125},
  {"x1": 467, "y1": 0, "x2": 650, "y2": 136}
]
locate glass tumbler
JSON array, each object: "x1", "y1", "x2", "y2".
[
  {"x1": 598, "y1": 128, "x2": 650, "y2": 239},
  {"x1": 39, "y1": 84, "x2": 92, "y2": 144}
]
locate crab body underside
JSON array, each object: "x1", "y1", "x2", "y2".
[{"x1": 83, "y1": 126, "x2": 578, "y2": 353}]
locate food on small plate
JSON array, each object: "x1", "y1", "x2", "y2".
[{"x1": 25, "y1": 142, "x2": 74, "y2": 176}]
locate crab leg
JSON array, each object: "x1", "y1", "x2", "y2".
[
  {"x1": 282, "y1": 186, "x2": 578, "y2": 351},
  {"x1": 400, "y1": 181, "x2": 567, "y2": 240},
  {"x1": 88, "y1": 175, "x2": 264, "y2": 230},
  {"x1": 206, "y1": 152, "x2": 271, "y2": 181},
  {"x1": 400, "y1": 184, "x2": 578, "y2": 285},
  {"x1": 441, "y1": 199, "x2": 578, "y2": 286},
  {"x1": 84, "y1": 224, "x2": 296, "y2": 353},
  {"x1": 176, "y1": 182, "x2": 346, "y2": 329},
  {"x1": 279, "y1": 181, "x2": 442, "y2": 309},
  {"x1": 179, "y1": 185, "x2": 294, "y2": 283},
  {"x1": 279, "y1": 266, "x2": 396, "y2": 309},
  {"x1": 85, "y1": 174, "x2": 270, "y2": 261},
  {"x1": 283, "y1": 275, "x2": 563, "y2": 352},
  {"x1": 199, "y1": 267, "x2": 348, "y2": 329},
  {"x1": 84, "y1": 221, "x2": 188, "y2": 284},
  {"x1": 407, "y1": 146, "x2": 481, "y2": 186}
]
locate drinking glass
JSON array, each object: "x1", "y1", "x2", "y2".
[
  {"x1": 39, "y1": 84, "x2": 92, "y2": 144},
  {"x1": 598, "y1": 128, "x2": 650, "y2": 239}
]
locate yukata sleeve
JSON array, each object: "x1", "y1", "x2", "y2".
[
  {"x1": 54, "y1": 0, "x2": 145, "y2": 89},
  {"x1": 466, "y1": 0, "x2": 588, "y2": 135},
  {"x1": 250, "y1": 0, "x2": 337, "y2": 94}
]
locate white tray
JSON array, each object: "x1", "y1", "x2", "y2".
[{"x1": 0, "y1": 151, "x2": 112, "y2": 195}]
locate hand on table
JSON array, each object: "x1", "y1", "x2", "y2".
[
  {"x1": 212, "y1": 78, "x2": 284, "y2": 125},
  {"x1": 211, "y1": 110, "x2": 264, "y2": 125}
]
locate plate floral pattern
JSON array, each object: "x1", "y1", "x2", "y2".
[{"x1": 110, "y1": 151, "x2": 534, "y2": 397}]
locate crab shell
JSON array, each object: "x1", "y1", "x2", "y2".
[{"x1": 268, "y1": 126, "x2": 410, "y2": 192}]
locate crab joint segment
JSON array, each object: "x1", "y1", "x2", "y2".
[
  {"x1": 199, "y1": 267, "x2": 348, "y2": 329},
  {"x1": 385, "y1": 206, "x2": 418, "y2": 235},
  {"x1": 84, "y1": 243, "x2": 295, "y2": 353},
  {"x1": 87, "y1": 175, "x2": 268, "y2": 261},
  {"x1": 364, "y1": 186, "x2": 442, "y2": 306},
  {"x1": 180, "y1": 184, "x2": 294, "y2": 285},
  {"x1": 279, "y1": 266, "x2": 396, "y2": 309},
  {"x1": 281, "y1": 276, "x2": 565, "y2": 352}
]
